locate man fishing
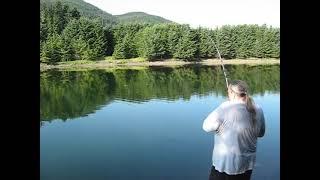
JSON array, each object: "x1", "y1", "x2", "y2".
[{"x1": 202, "y1": 79, "x2": 266, "y2": 180}]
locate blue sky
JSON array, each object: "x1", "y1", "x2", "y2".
[{"x1": 84, "y1": 0, "x2": 280, "y2": 28}]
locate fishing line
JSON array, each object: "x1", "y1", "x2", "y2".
[{"x1": 208, "y1": 33, "x2": 229, "y2": 89}]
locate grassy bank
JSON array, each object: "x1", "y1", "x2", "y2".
[{"x1": 40, "y1": 57, "x2": 280, "y2": 71}]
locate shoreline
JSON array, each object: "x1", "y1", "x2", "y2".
[{"x1": 40, "y1": 58, "x2": 280, "y2": 71}]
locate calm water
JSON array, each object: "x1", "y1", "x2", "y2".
[{"x1": 40, "y1": 65, "x2": 280, "y2": 180}]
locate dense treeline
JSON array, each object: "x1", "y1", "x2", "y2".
[
  {"x1": 40, "y1": 1, "x2": 109, "y2": 62},
  {"x1": 40, "y1": 1, "x2": 280, "y2": 63},
  {"x1": 40, "y1": 0, "x2": 117, "y2": 26},
  {"x1": 40, "y1": 65, "x2": 279, "y2": 122}
]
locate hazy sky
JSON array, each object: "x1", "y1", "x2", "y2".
[{"x1": 84, "y1": 0, "x2": 280, "y2": 28}]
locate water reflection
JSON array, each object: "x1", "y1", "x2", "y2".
[{"x1": 40, "y1": 64, "x2": 279, "y2": 122}]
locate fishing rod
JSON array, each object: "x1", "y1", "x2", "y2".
[{"x1": 208, "y1": 34, "x2": 229, "y2": 89}]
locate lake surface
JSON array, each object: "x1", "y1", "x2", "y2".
[{"x1": 40, "y1": 64, "x2": 280, "y2": 180}]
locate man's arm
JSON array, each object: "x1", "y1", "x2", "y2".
[{"x1": 202, "y1": 106, "x2": 223, "y2": 132}]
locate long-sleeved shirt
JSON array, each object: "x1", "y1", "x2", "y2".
[{"x1": 203, "y1": 100, "x2": 265, "y2": 175}]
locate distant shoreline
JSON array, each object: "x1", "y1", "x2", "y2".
[{"x1": 40, "y1": 58, "x2": 280, "y2": 71}]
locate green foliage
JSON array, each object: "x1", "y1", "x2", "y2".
[
  {"x1": 60, "y1": 36, "x2": 75, "y2": 61},
  {"x1": 174, "y1": 27, "x2": 198, "y2": 60},
  {"x1": 103, "y1": 27, "x2": 115, "y2": 56},
  {"x1": 40, "y1": 0, "x2": 117, "y2": 26},
  {"x1": 197, "y1": 27, "x2": 216, "y2": 58},
  {"x1": 112, "y1": 34, "x2": 132, "y2": 59},
  {"x1": 115, "y1": 12, "x2": 172, "y2": 24},
  {"x1": 137, "y1": 24, "x2": 170, "y2": 60},
  {"x1": 166, "y1": 24, "x2": 186, "y2": 56},
  {"x1": 234, "y1": 25, "x2": 257, "y2": 58},
  {"x1": 253, "y1": 25, "x2": 280, "y2": 58},
  {"x1": 41, "y1": 1, "x2": 99, "y2": 62},
  {"x1": 70, "y1": 7, "x2": 80, "y2": 20},
  {"x1": 40, "y1": 33, "x2": 63, "y2": 63},
  {"x1": 40, "y1": 5, "x2": 49, "y2": 42},
  {"x1": 112, "y1": 23, "x2": 147, "y2": 59},
  {"x1": 60, "y1": 17, "x2": 106, "y2": 60},
  {"x1": 40, "y1": 1, "x2": 80, "y2": 37},
  {"x1": 274, "y1": 28, "x2": 280, "y2": 58},
  {"x1": 40, "y1": 0, "x2": 173, "y2": 27},
  {"x1": 72, "y1": 37, "x2": 92, "y2": 60},
  {"x1": 216, "y1": 25, "x2": 237, "y2": 59}
]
